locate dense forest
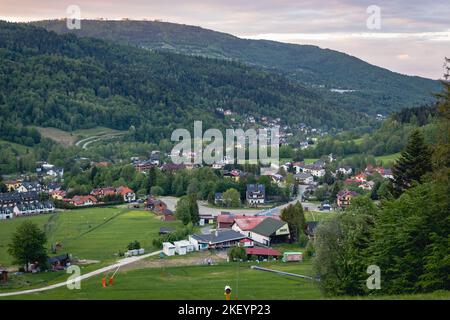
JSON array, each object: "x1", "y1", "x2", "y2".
[
  {"x1": 34, "y1": 19, "x2": 440, "y2": 115},
  {"x1": 314, "y1": 65, "x2": 450, "y2": 295},
  {"x1": 0, "y1": 21, "x2": 370, "y2": 148}
]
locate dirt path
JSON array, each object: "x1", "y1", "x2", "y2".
[{"x1": 0, "y1": 250, "x2": 162, "y2": 297}]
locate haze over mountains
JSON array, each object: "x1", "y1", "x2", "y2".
[{"x1": 33, "y1": 19, "x2": 441, "y2": 116}]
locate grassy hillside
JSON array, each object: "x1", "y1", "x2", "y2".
[
  {"x1": 0, "y1": 207, "x2": 181, "y2": 266},
  {"x1": 33, "y1": 19, "x2": 440, "y2": 116},
  {"x1": 2, "y1": 261, "x2": 322, "y2": 300}
]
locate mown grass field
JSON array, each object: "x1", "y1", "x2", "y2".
[
  {"x1": 375, "y1": 152, "x2": 401, "y2": 165},
  {"x1": 0, "y1": 207, "x2": 181, "y2": 266},
  {"x1": 33, "y1": 126, "x2": 124, "y2": 146},
  {"x1": 2, "y1": 259, "x2": 448, "y2": 300},
  {"x1": 2, "y1": 261, "x2": 323, "y2": 300}
]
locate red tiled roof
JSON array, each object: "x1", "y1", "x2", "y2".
[
  {"x1": 217, "y1": 214, "x2": 243, "y2": 224},
  {"x1": 233, "y1": 216, "x2": 279, "y2": 231},
  {"x1": 117, "y1": 186, "x2": 134, "y2": 195},
  {"x1": 71, "y1": 195, "x2": 98, "y2": 205},
  {"x1": 245, "y1": 247, "x2": 281, "y2": 256}
]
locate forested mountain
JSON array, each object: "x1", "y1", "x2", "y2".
[
  {"x1": 0, "y1": 21, "x2": 370, "y2": 144},
  {"x1": 33, "y1": 19, "x2": 441, "y2": 115}
]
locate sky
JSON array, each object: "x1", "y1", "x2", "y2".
[{"x1": 1, "y1": 0, "x2": 449, "y2": 79}]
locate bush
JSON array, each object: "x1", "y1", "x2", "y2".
[
  {"x1": 228, "y1": 246, "x2": 247, "y2": 262},
  {"x1": 127, "y1": 240, "x2": 141, "y2": 250},
  {"x1": 298, "y1": 233, "x2": 309, "y2": 247}
]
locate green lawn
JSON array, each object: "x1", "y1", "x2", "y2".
[
  {"x1": 305, "y1": 211, "x2": 336, "y2": 222},
  {"x1": 0, "y1": 207, "x2": 181, "y2": 267},
  {"x1": 375, "y1": 152, "x2": 401, "y2": 165},
  {"x1": 2, "y1": 261, "x2": 322, "y2": 300}
]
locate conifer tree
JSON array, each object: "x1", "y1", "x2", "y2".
[{"x1": 391, "y1": 130, "x2": 432, "y2": 197}]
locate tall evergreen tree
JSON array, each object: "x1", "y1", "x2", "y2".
[
  {"x1": 391, "y1": 130, "x2": 432, "y2": 197},
  {"x1": 280, "y1": 201, "x2": 306, "y2": 242}
]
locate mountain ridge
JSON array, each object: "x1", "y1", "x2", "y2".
[{"x1": 32, "y1": 19, "x2": 440, "y2": 116}]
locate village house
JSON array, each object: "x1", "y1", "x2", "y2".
[
  {"x1": 337, "y1": 166, "x2": 353, "y2": 175},
  {"x1": 91, "y1": 186, "x2": 136, "y2": 202},
  {"x1": 359, "y1": 180, "x2": 376, "y2": 190},
  {"x1": 0, "y1": 191, "x2": 38, "y2": 207},
  {"x1": 116, "y1": 186, "x2": 136, "y2": 202},
  {"x1": 51, "y1": 190, "x2": 67, "y2": 200},
  {"x1": 247, "y1": 218, "x2": 290, "y2": 246},
  {"x1": 337, "y1": 189, "x2": 358, "y2": 208},
  {"x1": 65, "y1": 195, "x2": 98, "y2": 207},
  {"x1": 217, "y1": 212, "x2": 247, "y2": 229},
  {"x1": 302, "y1": 164, "x2": 326, "y2": 177},
  {"x1": 36, "y1": 162, "x2": 64, "y2": 178},
  {"x1": 214, "y1": 193, "x2": 223, "y2": 206},
  {"x1": 4, "y1": 180, "x2": 21, "y2": 192},
  {"x1": 231, "y1": 216, "x2": 276, "y2": 238},
  {"x1": 0, "y1": 206, "x2": 13, "y2": 220},
  {"x1": 223, "y1": 169, "x2": 242, "y2": 182},
  {"x1": 189, "y1": 229, "x2": 245, "y2": 250},
  {"x1": 13, "y1": 201, "x2": 54, "y2": 216},
  {"x1": 294, "y1": 172, "x2": 314, "y2": 185},
  {"x1": 246, "y1": 184, "x2": 266, "y2": 206},
  {"x1": 133, "y1": 160, "x2": 155, "y2": 173},
  {"x1": 16, "y1": 181, "x2": 43, "y2": 193}
]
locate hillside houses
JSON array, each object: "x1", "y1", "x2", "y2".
[
  {"x1": 337, "y1": 189, "x2": 358, "y2": 208},
  {"x1": 294, "y1": 172, "x2": 314, "y2": 184},
  {"x1": 36, "y1": 162, "x2": 64, "y2": 178},
  {"x1": 90, "y1": 186, "x2": 136, "y2": 202},
  {"x1": 65, "y1": 195, "x2": 98, "y2": 207},
  {"x1": 246, "y1": 184, "x2": 265, "y2": 206},
  {"x1": 189, "y1": 230, "x2": 246, "y2": 250},
  {"x1": 0, "y1": 191, "x2": 54, "y2": 219},
  {"x1": 16, "y1": 181, "x2": 43, "y2": 193}
]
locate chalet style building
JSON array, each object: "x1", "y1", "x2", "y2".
[{"x1": 246, "y1": 184, "x2": 265, "y2": 206}]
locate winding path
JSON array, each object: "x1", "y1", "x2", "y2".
[{"x1": 0, "y1": 250, "x2": 161, "y2": 297}]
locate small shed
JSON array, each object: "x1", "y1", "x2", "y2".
[
  {"x1": 0, "y1": 269, "x2": 8, "y2": 283},
  {"x1": 177, "y1": 240, "x2": 194, "y2": 253},
  {"x1": 173, "y1": 240, "x2": 188, "y2": 255},
  {"x1": 282, "y1": 252, "x2": 303, "y2": 262},
  {"x1": 162, "y1": 242, "x2": 176, "y2": 256}
]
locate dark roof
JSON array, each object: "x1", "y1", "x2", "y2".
[
  {"x1": 48, "y1": 254, "x2": 70, "y2": 264},
  {"x1": 159, "y1": 227, "x2": 175, "y2": 234},
  {"x1": 191, "y1": 230, "x2": 245, "y2": 244},
  {"x1": 251, "y1": 218, "x2": 287, "y2": 237},
  {"x1": 246, "y1": 184, "x2": 265, "y2": 193}
]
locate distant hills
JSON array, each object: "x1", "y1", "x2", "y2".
[
  {"x1": 0, "y1": 21, "x2": 370, "y2": 145},
  {"x1": 33, "y1": 19, "x2": 441, "y2": 115}
]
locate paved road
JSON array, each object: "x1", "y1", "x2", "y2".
[
  {"x1": 0, "y1": 250, "x2": 162, "y2": 297},
  {"x1": 160, "y1": 186, "x2": 320, "y2": 218}
]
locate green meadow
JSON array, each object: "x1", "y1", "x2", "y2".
[
  {"x1": 0, "y1": 207, "x2": 181, "y2": 266},
  {"x1": 3, "y1": 261, "x2": 322, "y2": 300}
]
